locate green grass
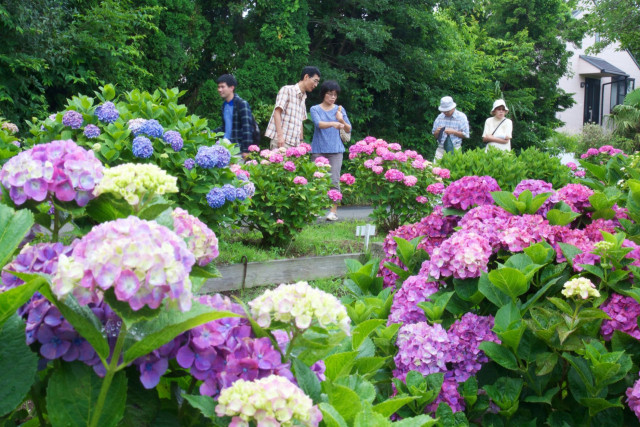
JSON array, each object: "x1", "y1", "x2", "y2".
[
  {"x1": 223, "y1": 277, "x2": 348, "y2": 303},
  {"x1": 215, "y1": 220, "x2": 383, "y2": 265}
]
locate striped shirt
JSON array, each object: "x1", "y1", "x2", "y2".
[
  {"x1": 431, "y1": 110, "x2": 470, "y2": 148},
  {"x1": 265, "y1": 84, "x2": 308, "y2": 146}
]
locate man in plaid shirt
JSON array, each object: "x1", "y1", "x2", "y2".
[
  {"x1": 214, "y1": 74, "x2": 255, "y2": 157},
  {"x1": 431, "y1": 96, "x2": 469, "y2": 160},
  {"x1": 265, "y1": 66, "x2": 321, "y2": 148}
]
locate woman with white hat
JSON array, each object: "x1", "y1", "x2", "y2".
[{"x1": 482, "y1": 99, "x2": 512, "y2": 151}]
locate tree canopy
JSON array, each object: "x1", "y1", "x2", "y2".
[{"x1": 0, "y1": 0, "x2": 588, "y2": 155}]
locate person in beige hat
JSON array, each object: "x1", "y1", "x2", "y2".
[
  {"x1": 431, "y1": 96, "x2": 469, "y2": 160},
  {"x1": 482, "y1": 99, "x2": 512, "y2": 151}
]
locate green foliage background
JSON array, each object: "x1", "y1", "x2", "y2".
[{"x1": 1, "y1": 0, "x2": 590, "y2": 157}]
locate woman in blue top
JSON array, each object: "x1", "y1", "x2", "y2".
[{"x1": 310, "y1": 80, "x2": 352, "y2": 221}]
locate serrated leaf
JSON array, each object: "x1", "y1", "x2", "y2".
[
  {"x1": 182, "y1": 394, "x2": 217, "y2": 419},
  {"x1": 372, "y1": 396, "x2": 417, "y2": 417},
  {"x1": 479, "y1": 342, "x2": 519, "y2": 370},
  {"x1": 293, "y1": 359, "x2": 322, "y2": 404},
  {"x1": 0, "y1": 276, "x2": 46, "y2": 326},
  {"x1": 352, "y1": 319, "x2": 385, "y2": 350},
  {"x1": 0, "y1": 204, "x2": 34, "y2": 267}
]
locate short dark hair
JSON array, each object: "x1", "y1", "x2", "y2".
[
  {"x1": 320, "y1": 80, "x2": 341, "y2": 99},
  {"x1": 300, "y1": 66, "x2": 321, "y2": 81},
  {"x1": 217, "y1": 74, "x2": 237, "y2": 89}
]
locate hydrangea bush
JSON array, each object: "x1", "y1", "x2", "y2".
[
  {"x1": 0, "y1": 117, "x2": 21, "y2": 164},
  {"x1": 345, "y1": 136, "x2": 449, "y2": 231},
  {"x1": 25, "y1": 84, "x2": 250, "y2": 230},
  {"x1": 240, "y1": 144, "x2": 333, "y2": 247}
]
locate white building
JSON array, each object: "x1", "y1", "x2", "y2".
[{"x1": 556, "y1": 11, "x2": 640, "y2": 134}]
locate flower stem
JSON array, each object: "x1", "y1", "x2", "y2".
[
  {"x1": 88, "y1": 323, "x2": 127, "y2": 427},
  {"x1": 52, "y1": 201, "x2": 60, "y2": 243}
]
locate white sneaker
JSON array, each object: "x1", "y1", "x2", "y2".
[{"x1": 326, "y1": 212, "x2": 338, "y2": 221}]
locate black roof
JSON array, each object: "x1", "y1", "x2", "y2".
[{"x1": 579, "y1": 55, "x2": 629, "y2": 76}]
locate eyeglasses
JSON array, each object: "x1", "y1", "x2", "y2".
[{"x1": 311, "y1": 78, "x2": 320, "y2": 84}]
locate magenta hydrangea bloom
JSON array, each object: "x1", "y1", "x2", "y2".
[
  {"x1": 328, "y1": 189, "x2": 342, "y2": 202},
  {"x1": 339, "y1": 173, "x2": 355, "y2": 185},
  {"x1": 172, "y1": 207, "x2": 219, "y2": 266},
  {"x1": 422, "y1": 230, "x2": 492, "y2": 279},
  {"x1": 459, "y1": 205, "x2": 513, "y2": 249},
  {"x1": 0, "y1": 139, "x2": 103, "y2": 206},
  {"x1": 393, "y1": 322, "x2": 449, "y2": 382},
  {"x1": 513, "y1": 179, "x2": 559, "y2": 216},
  {"x1": 447, "y1": 313, "x2": 499, "y2": 382},
  {"x1": 426, "y1": 183, "x2": 445, "y2": 194},
  {"x1": 283, "y1": 161, "x2": 296, "y2": 172},
  {"x1": 403, "y1": 175, "x2": 418, "y2": 187},
  {"x1": 442, "y1": 176, "x2": 500, "y2": 210},
  {"x1": 384, "y1": 168, "x2": 405, "y2": 182},
  {"x1": 627, "y1": 374, "x2": 640, "y2": 420},
  {"x1": 293, "y1": 176, "x2": 308, "y2": 185},
  {"x1": 52, "y1": 216, "x2": 196, "y2": 312},
  {"x1": 498, "y1": 214, "x2": 552, "y2": 252},
  {"x1": 600, "y1": 293, "x2": 640, "y2": 340},
  {"x1": 557, "y1": 183, "x2": 594, "y2": 212},
  {"x1": 388, "y1": 275, "x2": 440, "y2": 326}
]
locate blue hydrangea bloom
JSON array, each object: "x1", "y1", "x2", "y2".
[
  {"x1": 139, "y1": 119, "x2": 164, "y2": 138},
  {"x1": 236, "y1": 174, "x2": 249, "y2": 182},
  {"x1": 235, "y1": 187, "x2": 248, "y2": 201},
  {"x1": 244, "y1": 182, "x2": 256, "y2": 197},
  {"x1": 163, "y1": 130, "x2": 183, "y2": 151},
  {"x1": 183, "y1": 158, "x2": 195, "y2": 170},
  {"x1": 206, "y1": 188, "x2": 226, "y2": 208},
  {"x1": 222, "y1": 184, "x2": 237, "y2": 202},
  {"x1": 95, "y1": 102, "x2": 119, "y2": 124},
  {"x1": 132, "y1": 136, "x2": 154, "y2": 158},
  {"x1": 83, "y1": 124, "x2": 101, "y2": 139},
  {"x1": 211, "y1": 145, "x2": 231, "y2": 168},
  {"x1": 195, "y1": 146, "x2": 218, "y2": 169},
  {"x1": 62, "y1": 110, "x2": 83, "y2": 129}
]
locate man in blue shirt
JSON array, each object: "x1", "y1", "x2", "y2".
[
  {"x1": 431, "y1": 96, "x2": 469, "y2": 160},
  {"x1": 213, "y1": 74, "x2": 255, "y2": 157}
]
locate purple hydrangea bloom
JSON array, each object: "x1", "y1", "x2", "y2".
[
  {"x1": 627, "y1": 374, "x2": 640, "y2": 420},
  {"x1": 172, "y1": 207, "x2": 219, "y2": 266},
  {"x1": 139, "y1": 119, "x2": 164, "y2": 138},
  {"x1": 388, "y1": 275, "x2": 440, "y2": 326},
  {"x1": 600, "y1": 293, "x2": 640, "y2": 340},
  {"x1": 83, "y1": 124, "x2": 101, "y2": 139},
  {"x1": 163, "y1": 130, "x2": 183, "y2": 152},
  {"x1": 421, "y1": 230, "x2": 492, "y2": 279},
  {"x1": 243, "y1": 182, "x2": 256, "y2": 198},
  {"x1": 222, "y1": 184, "x2": 237, "y2": 202},
  {"x1": 128, "y1": 118, "x2": 146, "y2": 135},
  {"x1": 310, "y1": 360, "x2": 326, "y2": 382},
  {"x1": 196, "y1": 146, "x2": 218, "y2": 169},
  {"x1": 132, "y1": 136, "x2": 153, "y2": 159},
  {"x1": 235, "y1": 187, "x2": 248, "y2": 201},
  {"x1": 426, "y1": 377, "x2": 466, "y2": 414},
  {"x1": 393, "y1": 322, "x2": 450, "y2": 382},
  {"x1": 513, "y1": 179, "x2": 559, "y2": 216},
  {"x1": 211, "y1": 145, "x2": 231, "y2": 168},
  {"x1": 62, "y1": 110, "x2": 83, "y2": 129},
  {"x1": 442, "y1": 175, "x2": 501, "y2": 210},
  {"x1": 94, "y1": 102, "x2": 119, "y2": 124},
  {"x1": 183, "y1": 158, "x2": 195, "y2": 170},
  {"x1": 206, "y1": 187, "x2": 226, "y2": 208},
  {"x1": 459, "y1": 205, "x2": 513, "y2": 249},
  {"x1": 498, "y1": 214, "x2": 552, "y2": 253},
  {"x1": 447, "y1": 313, "x2": 499, "y2": 382},
  {"x1": 0, "y1": 139, "x2": 103, "y2": 206}
]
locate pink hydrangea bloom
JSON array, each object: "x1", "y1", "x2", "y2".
[
  {"x1": 498, "y1": 214, "x2": 552, "y2": 252},
  {"x1": 557, "y1": 183, "x2": 594, "y2": 212},
  {"x1": 422, "y1": 230, "x2": 492, "y2": 279},
  {"x1": 388, "y1": 143, "x2": 402, "y2": 150},
  {"x1": 52, "y1": 216, "x2": 195, "y2": 311},
  {"x1": 432, "y1": 167, "x2": 450, "y2": 179},
  {"x1": 293, "y1": 176, "x2": 308, "y2": 185},
  {"x1": 393, "y1": 322, "x2": 450, "y2": 382},
  {"x1": 447, "y1": 313, "x2": 500, "y2": 382},
  {"x1": 364, "y1": 159, "x2": 375, "y2": 168},
  {"x1": 172, "y1": 208, "x2": 219, "y2": 266},
  {"x1": 566, "y1": 162, "x2": 577, "y2": 170},
  {"x1": 0, "y1": 139, "x2": 103, "y2": 206},
  {"x1": 427, "y1": 183, "x2": 445, "y2": 194},
  {"x1": 426, "y1": 378, "x2": 465, "y2": 414},
  {"x1": 248, "y1": 145, "x2": 260, "y2": 152},
  {"x1": 372, "y1": 166, "x2": 384, "y2": 174},
  {"x1": 416, "y1": 196, "x2": 428, "y2": 204},
  {"x1": 314, "y1": 156, "x2": 330, "y2": 166},
  {"x1": 259, "y1": 149, "x2": 271, "y2": 158},
  {"x1": 328, "y1": 189, "x2": 342, "y2": 202},
  {"x1": 627, "y1": 374, "x2": 640, "y2": 420},
  {"x1": 313, "y1": 171, "x2": 325, "y2": 178},
  {"x1": 283, "y1": 161, "x2": 296, "y2": 172},
  {"x1": 459, "y1": 205, "x2": 513, "y2": 249},
  {"x1": 276, "y1": 219, "x2": 284, "y2": 224},
  {"x1": 340, "y1": 173, "x2": 356, "y2": 185},
  {"x1": 269, "y1": 153, "x2": 284, "y2": 163},
  {"x1": 574, "y1": 170, "x2": 586, "y2": 178},
  {"x1": 403, "y1": 175, "x2": 418, "y2": 186},
  {"x1": 395, "y1": 152, "x2": 408, "y2": 162},
  {"x1": 442, "y1": 175, "x2": 501, "y2": 210},
  {"x1": 384, "y1": 168, "x2": 405, "y2": 182}
]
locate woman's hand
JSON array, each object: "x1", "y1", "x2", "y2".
[
  {"x1": 336, "y1": 106, "x2": 344, "y2": 122},
  {"x1": 334, "y1": 122, "x2": 345, "y2": 129}
]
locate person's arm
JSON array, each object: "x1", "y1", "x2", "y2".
[
  {"x1": 272, "y1": 87, "x2": 290, "y2": 147},
  {"x1": 336, "y1": 106, "x2": 351, "y2": 132},
  {"x1": 483, "y1": 134, "x2": 509, "y2": 144},
  {"x1": 446, "y1": 116, "x2": 470, "y2": 139},
  {"x1": 312, "y1": 107, "x2": 343, "y2": 129}
]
